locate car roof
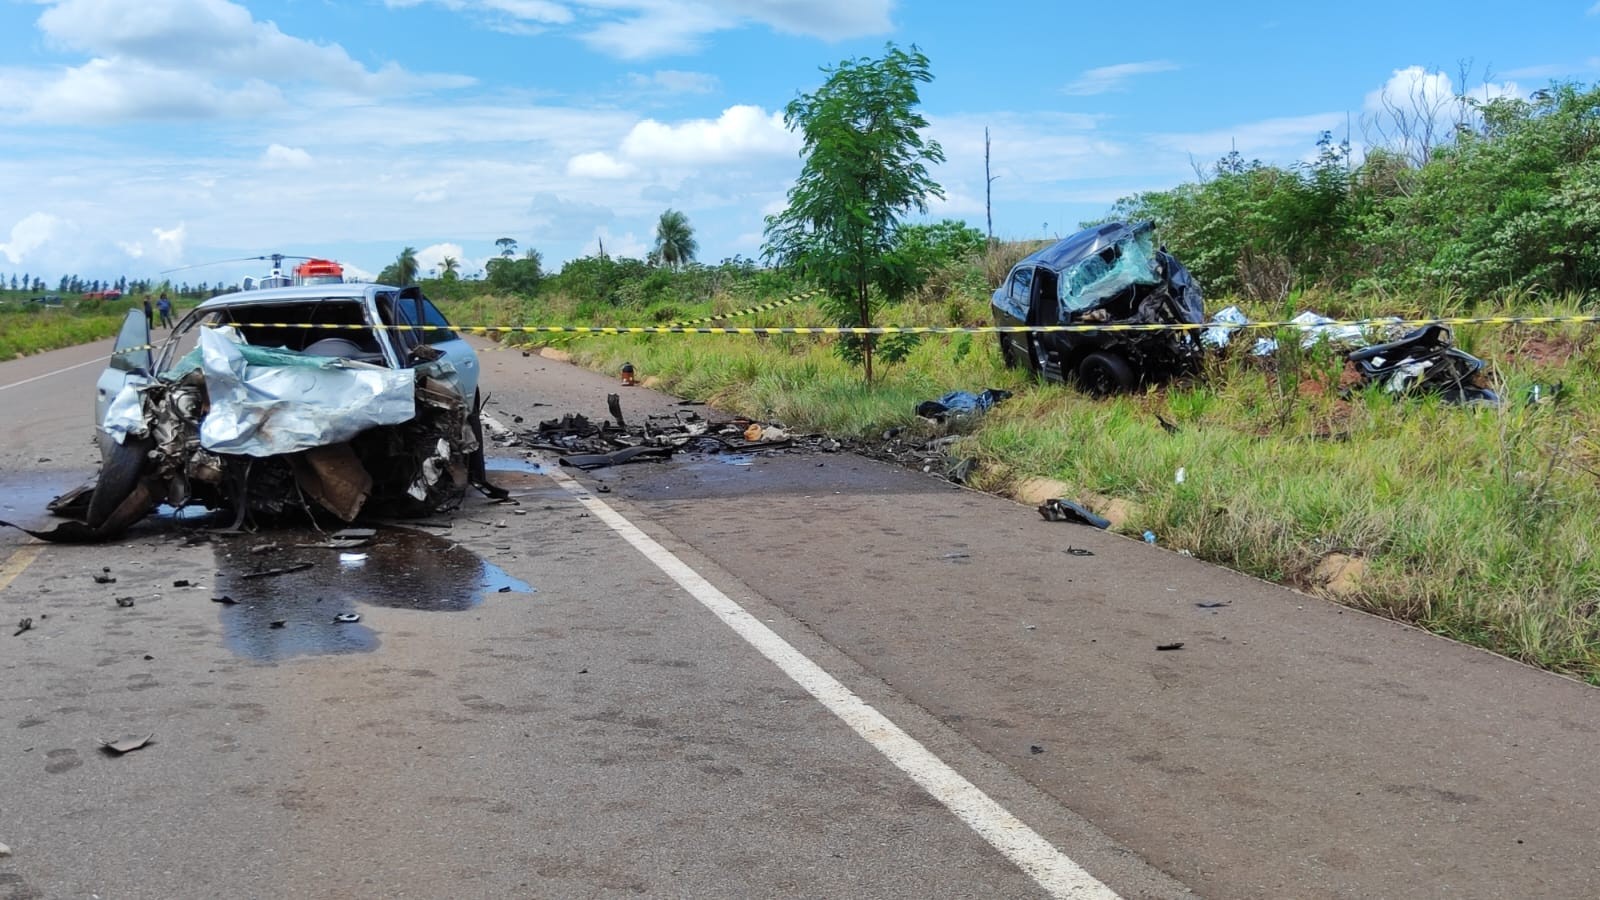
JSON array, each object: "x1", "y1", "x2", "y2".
[
  {"x1": 1016, "y1": 221, "x2": 1152, "y2": 274},
  {"x1": 196, "y1": 282, "x2": 401, "y2": 310}
]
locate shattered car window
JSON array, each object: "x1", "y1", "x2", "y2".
[
  {"x1": 213, "y1": 300, "x2": 386, "y2": 360},
  {"x1": 1058, "y1": 226, "x2": 1163, "y2": 315}
]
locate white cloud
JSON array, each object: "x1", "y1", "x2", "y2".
[
  {"x1": 1590, "y1": 2, "x2": 1600, "y2": 14},
  {"x1": 37, "y1": 0, "x2": 471, "y2": 94},
  {"x1": 0, "y1": 58, "x2": 285, "y2": 122},
  {"x1": 262, "y1": 144, "x2": 313, "y2": 169},
  {"x1": 0, "y1": 213, "x2": 72, "y2": 266},
  {"x1": 567, "y1": 151, "x2": 638, "y2": 179},
  {"x1": 619, "y1": 104, "x2": 796, "y2": 164},
  {"x1": 413, "y1": 188, "x2": 448, "y2": 203},
  {"x1": 1063, "y1": 61, "x2": 1179, "y2": 96},
  {"x1": 413, "y1": 242, "x2": 482, "y2": 276},
  {"x1": 406, "y1": 0, "x2": 892, "y2": 59},
  {"x1": 626, "y1": 69, "x2": 720, "y2": 93}
]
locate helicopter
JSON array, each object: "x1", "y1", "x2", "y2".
[{"x1": 161, "y1": 253, "x2": 346, "y2": 290}]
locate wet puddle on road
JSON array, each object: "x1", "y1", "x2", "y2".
[
  {"x1": 487, "y1": 456, "x2": 553, "y2": 475},
  {"x1": 213, "y1": 527, "x2": 533, "y2": 662}
]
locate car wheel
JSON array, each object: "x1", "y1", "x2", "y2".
[
  {"x1": 999, "y1": 333, "x2": 1018, "y2": 369},
  {"x1": 1077, "y1": 351, "x2": 1137, "y2": 397},
  {"x1": 87, "y1": 434, "x2": 154, "y2": 528}
]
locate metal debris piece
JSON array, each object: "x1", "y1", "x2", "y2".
[
  {"x1": 115, "y1": 597, "x2": 136, "y2": 608},
  {"x1": 1038, "y1": 499, "x2": 1111, "y2": 529},
  {"x1": 173, "y1": 579, "x2": 192, "y2": 587},
  {"x1": 14, "y1": 618, "x2": 32, "y2": 636},
  {"x1": 1030, "y1": 745, "x2": 1045, "y2": 755},
  {"x1": 0, "y1": 841, "x2": 10, "y2": 857},
  {"x1": 100, "y1": 734, "x2": 154, "y2": 755},
  {"x1": 1065, "y1": 546, "x2": 1095, "y2": 557},
  {"x1": 93, "y1": 573, "x2": 117, "y2": 584},
  {"x1": 241, "y1": 562, "x2": 313, "y2": 580},
  {"x1": 334, "y1": 613, "x2": 362, "y2": 624},
  {"x1": 210, "y1": 595, "x2": 238, "y2": 605},
  {"x1": 1156, "y1": 642, "x2": 1185, "y2": 651},
  {"x1": 1196, "y1": 601, "x2": 1230, "y2": 609},
  {"x1": 338, "y1": 552, "x2": 369, "y2": 564},
  {"x1": 269, "y1": 620, "x2": 286, "y2": 629}
]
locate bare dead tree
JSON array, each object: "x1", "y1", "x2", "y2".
[{"x1": 985, "y1": 127, "x2": 999, "y2": 246}]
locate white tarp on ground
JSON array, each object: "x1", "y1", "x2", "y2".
[{"x1": 198, "y1": 327, "x2": 416, "y2": 457}]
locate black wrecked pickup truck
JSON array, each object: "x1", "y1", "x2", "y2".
[{"x1": 992, "y1": 221, "x2": 1206, "y2": 395}]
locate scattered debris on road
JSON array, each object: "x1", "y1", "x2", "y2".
[
  {"x1": 1156, "y1": 642, "x2": 1185, "y2": 651},
  {"x1": 1196, "y1": 601, "x2": 1230, "y2": 609},
  {"x1": 173, "y1": 579, "x2": 192, "y2": 587},
  {"x1": 92, "y1": 573, "x2": 116, "y2": 584},
  {"x1": 1065, "y1": 546, "x2": 1095, "y2": 557},
  {"x1": 211, "y1": 595, "x2": 238, "y2": 605},
  {"x1": 334, "y1": 612, "x2": 362, "y2": 624},
  {"x1": 1038, "y1": 499, "x2": 1111, "y2": 528},
  {"x1": 115, "y1": 597, "x2": 135, "y2": 608},
  {"x1": 13, "y1": 617, "x2": 32, "y2": 636},
  {"x1": 100, "y1": 734, "x2": 154, "y2": 756}
]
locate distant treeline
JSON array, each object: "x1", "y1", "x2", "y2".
[
  {"x1": 1108, "y1": 83, "x2": 1600, "y2": 302},
  {"x1": 0, "y1": 273, "x2": 225, "y2": 298}
]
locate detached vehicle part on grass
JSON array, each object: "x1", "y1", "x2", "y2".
[
  {"x1": 41, "y1": 284, "x2": 492, "y2": 542},
  {"x1": 992, "y1": 221, "x2": 1206, "y2": 395},
  {"x1": 1347, "y1": 324, "x2": 1500, "y2": 405}
]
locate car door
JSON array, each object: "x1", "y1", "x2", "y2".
[
  {"x1": 384, "y1": 288, "x2": 481, "y2": 399},
  {"x1": 95, "y1": 309, "x2": 154, "y2": 430}
]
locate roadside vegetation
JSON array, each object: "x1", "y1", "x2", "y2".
[
  {"x1": 0, "y1": 291, "x2": 201, "y2": 358},
  {"x1": 429, "y1": 69, "x2": 1600, "y2": 681}
]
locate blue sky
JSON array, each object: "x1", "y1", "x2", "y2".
[{"x1": 0, "y1": 0, "x2": 1595, "y2": 288}]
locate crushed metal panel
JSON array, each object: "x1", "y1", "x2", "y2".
[
  {"x1": 291, "y1": 444, "x2": 373, "y2": 522},
  {"x1": 195, "y1": 327, "x2": 417, "y2": 457}
]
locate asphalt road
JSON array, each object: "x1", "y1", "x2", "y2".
[{"x1": 1, "y1": 338, "x2": 1598, "y2": 899}]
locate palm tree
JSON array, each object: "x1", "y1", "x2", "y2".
[
  {"x1": 653, "y1": 209, "x2": 697, "y2": 270},
  {"x1": 395, "y1": 246, "x2": 419, "y2": 286},
  {"x1": 441, "y1": 256, "x2": 460, "y2": 280}
]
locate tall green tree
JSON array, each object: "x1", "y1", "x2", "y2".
[
  {"x1": 495, "y1": 237, "x2": 518, "y2": 258},
  {"x1": 440, "y1": 256, "x2": 460, "y2": 280},
  {"x1": 379, "y1": 247, "x2": 420, "y2": 286},
  {"x1": 653, "y1": 209, "x2": 698, "y2": 270},
  {"x1": 762, "y1": 44, "x2": 945, "y2": 382}
]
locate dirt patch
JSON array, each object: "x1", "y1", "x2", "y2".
[
  {"x1": 539, "y1": 347, "x2": 572, "y2": 363},
  {"x1": 1503, "y1": 333, "x2": 1586, "y2": 369},
  {"x1": 1314, "y1": 553, "x2": 1367, "y2": 599},
  {"x1": 1014, "y1": 477, "x2": 1073, "y2": 507}
]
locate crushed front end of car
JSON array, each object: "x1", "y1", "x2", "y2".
[
  {"x1": 37, "y1": 325, "x2": 482, "y2": 542},
  {"x1": 993, "y1": 221, "x2": 1207, "y2": 393}
]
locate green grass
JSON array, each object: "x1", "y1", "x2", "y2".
[
  {"x1": 0, "y1": 295, "x2": 197, "y2": 358},
  {"x1": 442, "y1": 286, "x2": 1600, "y2": 681}
]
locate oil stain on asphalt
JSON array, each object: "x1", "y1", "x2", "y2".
[{"x1": 213, "y1": 527, "x2": 533, "y2": 661}]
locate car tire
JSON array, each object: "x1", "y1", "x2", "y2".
[
  {"x1": 87, "y1": 434, "x2": 154, "y2": 528},
  {"x1": 1077, "y1": 351, "x2": 1137, "y2": 397},
  {"x1": 999, "y1": 333, "x2": 1019, "y2": 369}
]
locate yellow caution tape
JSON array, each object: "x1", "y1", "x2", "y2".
[
  {"x1": 663, "y1": 288, "x2": 821, "y2": 328},
  {"x1": 190, "y1": 314, "x2": 1600, "y2": 335},
  {"x1": 105, "y1": 313, "x2": 1600, "y2": 357}
]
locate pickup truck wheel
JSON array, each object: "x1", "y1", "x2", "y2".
[
  {"x1": 999, "y1": 333, "x2": 1019, "y2": 369},
  {"x1": 1077, "y1": 351, "x2": 1137, "y2": 397}
]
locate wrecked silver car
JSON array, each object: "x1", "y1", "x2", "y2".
[
  {"x1": 993, "y1": 221, "x2": 1206, "y2": 394},
  {"x1": 35, "y1": 284, "x2": 495, "y2": 541}
]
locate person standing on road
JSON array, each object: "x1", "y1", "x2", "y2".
[
  {"x1": 142, "y1": 295, "x2": 154, "y2": 329},
  {"x1": 157, "y1": 293, "x2": 173, "y2": 328}
]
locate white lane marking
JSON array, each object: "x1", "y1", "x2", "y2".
[
  {"x1": 518, "y1": 445, "x2": 1118, "y2": 898},
  {"x1": 0, "y1": 356, "x2": 104, "y2": 393}
]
